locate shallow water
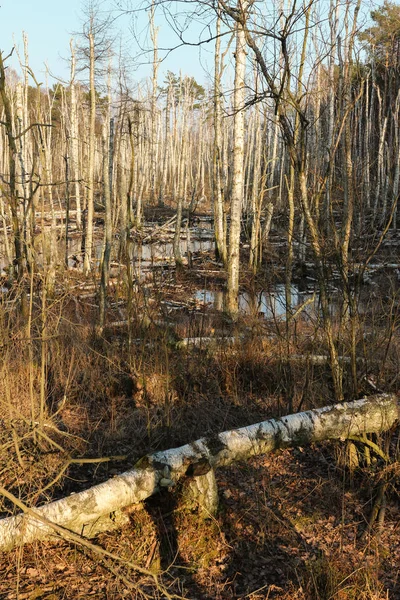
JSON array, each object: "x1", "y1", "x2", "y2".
[
  {"x1": 131, "y1": 235, "x2": 214, "y2": 264},
  {"x1": 0, "y1": 223, "x2": 215, "y2": 274},
  {"x1": 194, "y1": 285, "x2": 316, "y2": 320},
  {"x1": 194, "y1": 284, "x2": 371, "y2": 322}
]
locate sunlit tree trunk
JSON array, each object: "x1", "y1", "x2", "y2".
[
  {"x1": 69, "y1": 40, "x2": 82, "y2": 231},
  {"x1": 325, "y1": 0, "x2": 340, "y2": 226},
  {"x1": 158, "y1": 78, "x2": 172, "y2": 206},
  {"x1": 249, "y1": 100, "x2": 263, "y2": 272},
  {"x1": 226, "y1": 0, "x2": 248, "y2": 317},
  {"x1": 213, "y1": 10, "x2": 227, "y2": 264},
  {"x1": 173, "y1": 76, "x2": 189, "y2": 267},
  {"x1": 392, "y1": 90, "x2": 400, "y2": 229},
  {"x1": 0, "y1": 51, "x2": 24, "y2": 278},
  {"x1": 0, "y1": 395, "x2": 397, "y2": 550},
  {"x1": 149, "y1": 0, "x2": 159, "y2": 203},
  {"x1": 83, "y1": 30, "x2": 96, "y2": 275},
  {"x1": 99, "y1": 116, "x2": 112, "y2": 329}
]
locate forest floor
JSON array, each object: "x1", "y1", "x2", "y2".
[
  {"x1": 0, "y1": 209, "x2": 399, "y2": 599},
  {"x1": 0, "y1": 442, "x2": 399, "y2": 599}
]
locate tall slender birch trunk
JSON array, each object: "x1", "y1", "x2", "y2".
[
  {"x1": 213, "y1": 10, "x2": 227, "y2": 264},
  {"x1": 340, "y1": 0, "x2": 361, "y2": 395},
  {"x1": 99, "y1": 116, "x2": 112, "y2": 329},
  {"x1": 0, "y1": 50, "x2": 24, "y2": 278},
  {"x1": 149, "y1": 0, "x2": 159, "y2": 204},
  {"x1": 325, "y1": 0, "x2": 340, "y2": 226},
  {"x1": 158, "y1": 78, "x2": 172, "y2": 205},
  {"x1": 392, "y1": 91, "x2": 400, "y2": 229},
  {"x1": 249, "y1": 100, "x2": 263, "y2": 272},
  {"x1": 173, "y1": 76, "x2": 188, "y2": 267},
  {"x1": 14, "y1": 36, "x2": 33, "y2": 274},
  {"x1": 127, "y1": 109, "x2": 137, "y2": 226},
  {"x1": 83, "y1": 30, "x2": 96, "y2": 275},
  {"x1": 69, "y1": 40, "x2": 82, "y2": 231},
  {"x1": 226, "y1": 0, "x2": 248, "y2": 317},
  {"x1": 285, "y1": 3, "x2": 309, "y2": 317},
  {"x1": 372, "y1": 86, "x2": 388, "y2": 225}
]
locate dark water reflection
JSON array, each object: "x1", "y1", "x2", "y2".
[
  {"x1": 0, "y1": 222, "x2": 215, "y2": 273},
  {"x1": 194, "y1": 286, "x2": 316, "y2": 320},
  {"x1": 193, "y1": 285, "x2": 362, "y2": 321}
]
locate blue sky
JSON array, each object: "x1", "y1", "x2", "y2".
[
  {"x1": 0, "y1": 0, "x2": 84, "y2": 80},
  {"x1": 0, "y1": 0, "x2": 215, "y2": 87}
]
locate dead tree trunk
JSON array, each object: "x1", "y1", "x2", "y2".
[
  {"x1": 83, "y1": 31, "x2": 96, "y2": 274},
  {"x1": 226, "y1": 0, "x2": 248, "y2": 317},
  {"x1": 69, "y1": 39, "x2": 82, "y2": 231},
  {"x1": 0, "y1": 50, "x2": 25, "y2": 278},
  {"x1": 0, "y1": 394, "x2": 397, "y2": 551},
  {"x1": 213, "y1": 9, "x2": 228, "y2": 264}
]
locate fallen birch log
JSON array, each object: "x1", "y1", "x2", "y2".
[
  {"x1": 0, "y1": 394, "x2": 398, "y2": 551},
  {"x1": 284, "y1": 354, "x2": 369, "y2": 365},
  {"x1": 176, "y1": 336, "x2": 236, "y2": 348}
]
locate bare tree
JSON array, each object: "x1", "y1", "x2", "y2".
[
  {"x1": 77, "y1": 0, "x2": 113, "y2": 274},
  {"x1": 226, "y1": 0, "x2": 248, "y2": 317}
]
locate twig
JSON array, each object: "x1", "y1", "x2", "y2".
[
  {"x1": 0, "y1": 484, "x2": 181, "y2": 600},
  {"x1": 360, "y1": 481, "x2": 389, "y2": 540},
  {"x1": 348, "y1": 435, "x2": 390, "y2": 462}
]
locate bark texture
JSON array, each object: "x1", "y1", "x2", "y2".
[{"x1": 0, "y1": 394, "x2": 397, "y2": 551}]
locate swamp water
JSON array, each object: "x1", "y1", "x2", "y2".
[
  {"x1": 193, "y1": 285, "x2": 365, "y2": 322},
  {"x1": 0, "y1": 217, "x2": 215, "y2": 273},
  {"x1": 0, "y1": 221, "x2": 364, "y2": 325},
  {"x1": 64, "y1": 224, "x2": 215, "y2": 271},
  {"x1": 194, "y1": 286, "x2": 317, "y2": 320}
]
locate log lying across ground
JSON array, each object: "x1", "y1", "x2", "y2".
[{"x1": 0, "y1": 394, "x2": 398, "y2": 551}]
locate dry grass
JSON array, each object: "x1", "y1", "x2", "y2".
[{"x1": 0, "y1": 272, "x2": 399, "y2": 598}]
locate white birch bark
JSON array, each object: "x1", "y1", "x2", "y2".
[
  {"x1": 373, "y1": 86, "x2": 387, "y2": 223},
  {"x1": 83, "y1": 30, "x2": 96, "y2": 275},
  {"x1": 364, "y1": 75, "x2": 371, "y2": 213},
  {"x1": 391, "y1": 91, "x2": 400, "y2": 229},
  {"x1": 0, "y1": 394, "x2": 397, "y2": 551},
  {"x1": 69, "y1": 40, "x2": 82, "y2": 231},
  {"x1": 173, "y1": 76, "x2": 189, "y2": 266},
  {"x1": 127, "y1": 109, "x2": 137, "y2": 227},
  {"x1": 149, "y1": 0, "x2": 159, "y2": 203},
  {"x1": 226, "y1": 0, "x2": 248, "y2": 316},
  {"x1": 249, "y1": 101, "x2": 263, "y2": 271},
  {"x1": 325, "y1": 0, "x2": 340, "y2": 224},
  {"x1": 99, "y1": 56, "x2": 113, "y2": 326},
  {"x1": 270, "y1": 119, "x2": 280, "y2": 193},
  {"x1": 99, "y1": 115, "x2": 112, "y2": 328}
]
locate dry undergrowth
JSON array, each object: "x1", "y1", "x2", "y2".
[
  {"x1": 0, "y1": 444, "x2": 398, "y2": 599},
  {"x1": 0, "y1": 275, "x2": 399, "y2": 598}
]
